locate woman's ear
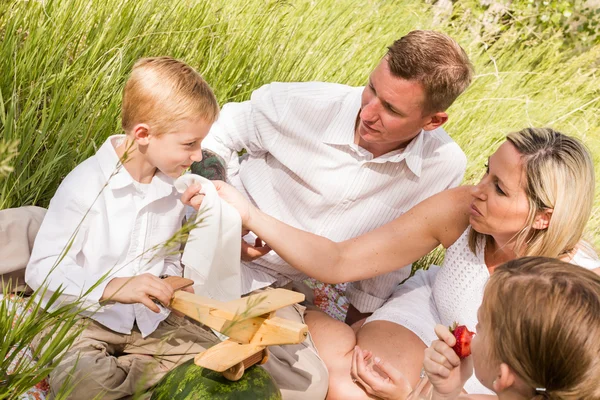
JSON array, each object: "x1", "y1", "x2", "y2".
[
  {"x1": 492, "y1": 363, "x2": 516, "y2": 393},
  {"x1": 532, "y1": 208, "x2": 553, "y2": 230}
]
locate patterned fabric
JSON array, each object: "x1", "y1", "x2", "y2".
[
  {"x1": 2, "y1": 295, "x2": 50, "y2": 400},
  {"x1": 191, "y1": 149, "x2": 227, "y2": 181},
  {"x1": 303, "y1": 278, "x2": 349, "y2": 321}
]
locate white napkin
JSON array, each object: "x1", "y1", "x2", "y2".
[{"x1": 175, "y1": 175, "x2": 242, "y2": 302}]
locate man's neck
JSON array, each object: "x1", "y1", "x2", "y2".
[
  {"x1": 352, "y1": 115, "x2": 420, "y2": 158},
  {"x1": 115, "y1": 138, "x2": 157, "y2": 184}
]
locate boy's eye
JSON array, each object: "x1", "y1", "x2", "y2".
[
  {"x1": 484, "y1": 162, "x2": 489, "y2": 174},
  {"x1": 185, "y1": 141, "x2": 196, "y2": 147}
]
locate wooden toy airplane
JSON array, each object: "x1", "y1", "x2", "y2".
[{"x1": 163, "y1": 276, "x2": 308, "y2": 381}]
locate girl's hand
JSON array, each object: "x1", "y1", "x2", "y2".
[
  {"x1": 350, "y1": 345, "x2": 412, "y2": 400},
  {"x1": 423, "y1": 324, "x2": 473, "y2": 398}
]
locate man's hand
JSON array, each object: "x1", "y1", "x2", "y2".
[
  {"x1": 350, "y1": 345, "x2": 412, "y2": 400},
  {"x1": 241, "y1": 229, "x2": 271, "y2": 261},
  {"x1": 423, "y1": 324, "x2": 473, "y2": 398},
  {"x1": 100, "y1": 273, "x2": 174, "y2": 313}
]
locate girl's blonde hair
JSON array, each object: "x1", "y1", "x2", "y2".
[
  {"x1": 480, "y1": 257, "x2": 600, "y2": 400},
  {"x1": 469, "y1": 127, "x2": 595, "y2": 258},
  {"x1": 121, "y1": 57, "x2": 219, "y2": 135}
]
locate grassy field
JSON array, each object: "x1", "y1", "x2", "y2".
[
  {"x1": 0, "y1": 0, "x2": 598, "y2": 239},
  {"x1": 1, "y1": 0, "x2": 598, "y2": 248},
  {"x1": 1, "y1": 1, "x2": 599, "y2": 396}
]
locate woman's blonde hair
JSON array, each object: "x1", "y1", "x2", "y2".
[
  {"x1": 121, "y1": 57, "x2": 219, "y2": 135},
  {"x1": 469, "y1": 127, "x2": 595, "y2": 258},
  {"x1": 480, "y1": 257, "x2": 600, "y2": 399}
]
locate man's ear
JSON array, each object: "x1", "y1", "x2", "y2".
[
  {"x1": 532, "y1": 208, "x2": 553, "y2": 230},
  {"x1": 422, "y1": 112, "x2": 448, "y2": 131},
  {"x1": 492, "y1": 363, "x2": 516, "y2": 393},
  {"x1": 132, "y1": 123, "x2": 151, "y2": 146}
]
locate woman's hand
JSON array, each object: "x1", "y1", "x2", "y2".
[
  {"x1": 423, "y1": 324, "x2": 473, "y2": 398},
  {"x1": 350, "y1": 345, "x2": 412, "y2": 400},
  {"x1": 212, "y1": 180, "x2": 257, "y2": 226}
]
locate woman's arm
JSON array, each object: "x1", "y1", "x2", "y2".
[{"x1": 184, "y1": 183, "x2": 473, "y2": 284}]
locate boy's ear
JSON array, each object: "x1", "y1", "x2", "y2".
[
  {"x1": 492, "y1": 363, "x2": 516, "y2": 393},
  {"x1": 532, "y1": 208, "x2": 553, "y2": 230},
  {"x1": 132, "y1": 123, "x2": 151, "y2": 145},
  {"x1": 422, "y1": 112, "x2": 448, "y2": 131}
]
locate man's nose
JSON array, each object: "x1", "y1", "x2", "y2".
[{"x1": 360, "y1": 98, "x2": 380, "y2": 122}]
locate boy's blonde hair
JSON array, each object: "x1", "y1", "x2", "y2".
[
  {"x1": 480, "y1": 257, "x2": 600, "y2": 399},
  {"x1": 121, "y1": 57, "x2": 219, "y2": 135},
  {"x1": 469, "y1": 128, "x2": 596, "y2": 258}
]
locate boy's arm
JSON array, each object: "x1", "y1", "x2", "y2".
[
  {"x1": 200, "y1": 83, "x2": 286, "y2": 178},
  {"x1": 25, "y1": 180, "x2": 110, "y2": 308}
]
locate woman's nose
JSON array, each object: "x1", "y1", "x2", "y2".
[{"x1": 471, "y1": 180, "x2": 488, "y2": 201}]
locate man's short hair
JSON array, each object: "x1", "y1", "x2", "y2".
[
  {"x1": 386, "y1": 30, "x2": 474, "y2": 114},
  {"x1": 121, "y1": 57, "x2": 219, "y2": 135}
]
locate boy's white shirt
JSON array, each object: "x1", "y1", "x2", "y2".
[{"x1": 26, "y1": 135, "x2": 185, "y2": 337}]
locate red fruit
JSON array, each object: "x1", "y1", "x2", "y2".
[{"x1": 450, "y1": 324, "x2": 475, "y2": 359}]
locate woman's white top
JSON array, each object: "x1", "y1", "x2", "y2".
[{"x1": 367, "y1": 228, "x2": 600, "y2": 394}]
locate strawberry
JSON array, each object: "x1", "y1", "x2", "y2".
[{"x1": 449, "y1": 323, "x2": 475, "y2": 359}]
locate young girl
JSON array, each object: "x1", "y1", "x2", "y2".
[{"x1": 423, "y1": 256, "x2": 600, "y2": 400}]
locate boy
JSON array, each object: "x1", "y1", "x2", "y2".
[{"x1": 26, "y1": 57, "x2": 220, "y2": 399}]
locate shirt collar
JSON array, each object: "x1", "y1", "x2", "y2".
[
  {"x1": 372, "y1": 129, "x2": 425, "y2": 178},
  {"x1": 95, "y1": 135, "x2": 176, "y2": 198},
  {"x1": 321, "y1": 86, "x2": 363, "y2": 146}
]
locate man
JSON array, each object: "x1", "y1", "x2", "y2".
[{"x1": 199, "y1": 30, "x2": 473, "y2": 398}]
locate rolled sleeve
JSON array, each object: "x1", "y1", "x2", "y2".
[{"x1": 345, "y1": 265, "x2": 412, "y2": 313}]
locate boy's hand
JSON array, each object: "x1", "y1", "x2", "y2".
[
  {"x1": 181, "y1": 183, "x2": 206, "y2": 211},
  {"x1": 101, "y1": 273, "x2": 174, "y2": 313},
  {"x1": 423, "y1": 324, "x2": 473, "y2": 398}
]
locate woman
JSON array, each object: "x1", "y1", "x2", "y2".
[{"x1": 183, "y1": 127, "x2": 599, "y2": 398}]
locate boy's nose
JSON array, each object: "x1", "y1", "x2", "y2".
[{"x1": 191, "y1": 149, "x2": 203, "y2": 162}]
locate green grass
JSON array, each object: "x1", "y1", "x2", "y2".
[{"x1": 1, "y1": 0, "x2": 598, "y2": 247}]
